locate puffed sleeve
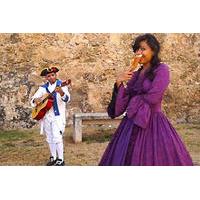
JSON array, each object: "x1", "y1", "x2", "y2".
[
  {"x1": 126, "y1": 64, "x2": 170, "y2": 128},
  {"x1": 107, "y1": 83, "x2": 130, "y2": 118},
  {"x1": 107, "y1": 72, "x2": 138, "y2": 118}
]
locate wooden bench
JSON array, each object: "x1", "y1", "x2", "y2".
[{"x1": 72, "y1": 112, "x2": 123, "y2": 143}]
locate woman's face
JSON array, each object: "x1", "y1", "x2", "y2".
[{"x1": 135, "y1": 41, "x2": 154, "y2": 67}]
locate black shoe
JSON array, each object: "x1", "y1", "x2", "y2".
[
  {"x1": 46, "y1": 156, "x2": 57, "y2": 166},
  {"x1": 55, "y1": 159, "x2": 65, "y2": 166}
]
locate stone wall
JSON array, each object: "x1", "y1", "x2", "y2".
[{"x1": 0, "y1": 33, "x2": 200, "y2": 129}]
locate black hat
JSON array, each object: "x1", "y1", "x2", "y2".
[{"x1": 40, "y1": 67, "x2": 59, "y2": 76}]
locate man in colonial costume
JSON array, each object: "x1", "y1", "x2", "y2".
[{"x1": 31, "y1": 67, "x2": 70, "y2": 166}]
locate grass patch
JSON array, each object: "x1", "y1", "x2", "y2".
[
  {"x1": 0, "y1": 130, "x2": 32, "y2": 142},
  {"x1": 0, "y1": 130, "x2": 35, "y2": 151},
  {"x1": 83, "y1": 129, "x2": 114, "y2": 143}
]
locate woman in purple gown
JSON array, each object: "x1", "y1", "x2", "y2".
[{"x1": 99, "y1": 33, "x2": 193, "y2": 166}]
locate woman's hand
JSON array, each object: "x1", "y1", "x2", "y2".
[{"x1": 116, "y1": 70, "x2": 133, "y2": 88}]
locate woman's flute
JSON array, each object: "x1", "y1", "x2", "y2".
[
  {"x1": 129, "y1": 54, "x2": 142, "y2": 72},
  {"x1": 123, "y1": 54, "x2": 142, "y2": 87}
]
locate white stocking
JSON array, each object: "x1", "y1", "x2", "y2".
[
  {"x1": 49, "y1": 143, "x2": 57, "y2": 160},
  {"x1": 56, "y1": 142, "x2": 64, "y2": 161}
]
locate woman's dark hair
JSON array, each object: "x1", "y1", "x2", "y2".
[{"x1": 132, "y1": 33, "x2": 161, "y2": 81}]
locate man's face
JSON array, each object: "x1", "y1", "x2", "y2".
[{"x1": 45, "y1": 72, "x2": 57, "y2": 84}]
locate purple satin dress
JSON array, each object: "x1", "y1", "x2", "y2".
[{"x1": 99, "y1": 63, "x2": 193, "y2": 166}]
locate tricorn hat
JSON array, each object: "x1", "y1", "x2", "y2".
[{"x1": 40, "y1": 67, "x2": 59, "y2": 76}]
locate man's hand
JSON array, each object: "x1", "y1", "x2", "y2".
[
  {"x1": 34, "y1": 98, "x2": 42, "y2": 106},
  {"x1": 55, "y1": 87, "x2": 64, "y2": 96}
]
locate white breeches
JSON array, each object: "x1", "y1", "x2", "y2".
[{"x1": 43, "y1": 118, "x2": 64, "y2": 144}]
